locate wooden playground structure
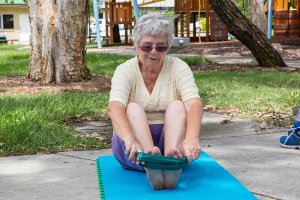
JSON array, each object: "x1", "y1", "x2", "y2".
[
  {"x1": 99, "y1": 0, "x2": 300, "y2": 45},
  {"x1": 104, "y1": 1, "x2": 133, "y2": 45},
  {"x1": 102, "y1": 0, "x2": 228, "y2": 45},
  {"x1": 174, "y1": 0, "x2": 228, "y2": 42},
  {"x1": 265, "y1": 0, "x2": 300, "y2": 38}
]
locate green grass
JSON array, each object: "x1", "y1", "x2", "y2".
[
  {"x1": 0, "y1": 45, "x2": 29, "y2": 76},
  {"x1": 0, "y1": 44, "x2": 209, "y2": 77},
  {"x1": 86, "y1": 53, "x2": 209, "y2": 76},
  {"x1": 0, "y1": 44, "x2": 300, "y2": 156},
  {"x1": 195, "y1": 71, "x2": 300, "y2": 125},
  {"x1": 87, "y1": 53, "x2": 133, "y2": 76},
  {"x1": 0, "y1": 44, "x2": 27, "y2": 52},
  {"x1": 0, "y1": 92, "x2": 109, "y2": 156},
  {"x1": 180, "y1": 55, "x2": 211, "y2": 66}
]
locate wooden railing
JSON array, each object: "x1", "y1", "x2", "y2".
[{"x1": 105, "y1": 2, "x2": 133, "y2": 45}]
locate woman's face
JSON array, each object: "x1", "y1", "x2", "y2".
[{"x1": 137, "y1": 35, "x2": 169, "y2": 69}]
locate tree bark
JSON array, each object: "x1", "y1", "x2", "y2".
[
  {"x1": 208, "y1": 0, "x2": 287, "y2": 67},
  {"x1": 28, "y1": 0, "x2": 92, "y2": 84},
  {"x1": 248, "y1": 0, "x2": 267, "y2": 34}
]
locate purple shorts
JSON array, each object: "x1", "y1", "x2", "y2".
[{"x1": 112, "y1": 124, "x2": 164, "y2": 172}]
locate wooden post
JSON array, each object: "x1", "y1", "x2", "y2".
[
  {"x1": 174, "y1": 17, "x2": 179, "y2": 37},
  {"x1": 192, "y1": 12, "x2": 197, "y2": 41},
  {"x1": 109, "y1": 3, "x2": 114, "y2": 45},
  {"x1": 284, "y1": 0, "x2": 288, "y2": 9},
  {"x1": 298, "y1": 0, "x2": 300, "y2": 9},
  {"x1": 198, "y1": 0, "x2": 202, "y2": 44},
  {"x1": 186, "y1": 0, "x2": 191, "y2": 38},
  {"x1": 123, "y1": 4, "x2": 128, "y2": 44},
  {"x1": 105, "y1": 2, "x2": 109, "y2": 45},
  {"x1": 174, "y1": 0, "x2": 178, "y2": 37},
  {"x1": 205, "y1": 0, "x2": 210, "y2": 41},
  {"x1": 274, "y1": 0, "x2": 280, "y2": 10},
  {"x1": 180, "y1": 12, "x2": 184, "y2": 37}
]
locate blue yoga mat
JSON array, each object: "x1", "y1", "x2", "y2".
[{"x1": 96, "y1": 152, "x2": 257, "y2": 200}]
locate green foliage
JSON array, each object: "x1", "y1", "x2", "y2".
[
  {"x1": 201, "y1": 18, "x2": 206, "y2": 31},
  {"x1": 235, "y1": 0, "x2": 248, "y2": 16},
  {"x1": 289, "y1": 0, "x2": 297, "y2": 9},
  {"x1": 164, "y1": 11, "x2": 175, "y2": 18}
]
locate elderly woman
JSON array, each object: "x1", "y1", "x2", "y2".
[{"x1": 108, "y1": 13, "x2": 203, "y2": 190}]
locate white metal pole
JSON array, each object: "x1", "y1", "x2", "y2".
[
  {"x1": 267, "y1": 0, "x2": 273, "y2": 39},
  {"x1": 132, "y1": 0, "x2": 140, "y2": 20},
  {"x1": 93, "y1": 0, "x2": 102, "y2": 48}
]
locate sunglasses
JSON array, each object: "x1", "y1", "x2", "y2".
[{"x1": 139, "y1": 45, "x2": 168, "y2": 53}]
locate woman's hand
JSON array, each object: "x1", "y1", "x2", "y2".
[
  {"x1": 124, "y1": 138, "x2": 143, "y2": 164},
  {"x1": 182, "y1": 98, "x2": 203, "y2": 162},
  {"x1": 182, "y1": 138, "x2": 201, "y2": 162}
]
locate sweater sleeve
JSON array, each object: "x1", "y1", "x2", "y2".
[
  {"x1": 109, "y1": 62, "x2": 133, "y2": 106},
  {"x1": 175, "y1": 59, "x2": 200, "y2": 102}
]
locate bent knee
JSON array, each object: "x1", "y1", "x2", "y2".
[
  {"x1": 166, "y1": 101, "x2": 186, "y2": 118},
  {"x1": 166, "y1": 100, "x2": 185, "y2": 111},
  {"x1": 126, "y1": 102, "x2": 145, "y2": 116},
  {"x1": 126, "y1": 102, "x2": 141, "y2": 111}
]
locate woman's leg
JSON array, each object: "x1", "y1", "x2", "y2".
[
  {"x1": 126, "y1": 102, "x2": 164, "y2": 190},
  {"x1": 126, "y1": 102, "x2": 154, "y2": 153},
  {"x1": 163, "y1": 100, "x2": 187, "y2": 189}
]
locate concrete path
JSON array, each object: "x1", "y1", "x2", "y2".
[
  {"x1": 204, "y1": 55, "x2": 300, "y2": 67},
  {"x1": 1, "y1": 112, "x2": 299, "y2": 200}
]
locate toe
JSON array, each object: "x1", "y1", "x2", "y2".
[{"x1": 152, "y1": 146, "x2": 162, "y2": 155}]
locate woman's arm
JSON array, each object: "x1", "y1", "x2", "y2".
[
  {"x1": 183, "y1": 98, "x2": 203, "y2": 161},
  {"x1": 108, "y1": 101, "x2": 142, "y2": 163}
]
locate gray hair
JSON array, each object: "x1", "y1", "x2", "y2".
[{"x1": 132, "y1": 13, "x2": 174, "y2": 48}]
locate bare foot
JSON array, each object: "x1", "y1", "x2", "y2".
[
  {"x1": 144, "y1": 146, "x2": 164, "y2": 190},
  {"x1": 164, "y1": 149, "x2": 182, "y2": 189}
]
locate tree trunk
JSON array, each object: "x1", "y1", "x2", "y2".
[
  {"x1": 248, "y1": 0, "x2": 267, "y2": 34},
  {"x1": 208, "y1": 0, "x2": 287, "y2": 67},
  {"x1": 28, "y1": 0, "x2": 92, "y2": 84}
]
